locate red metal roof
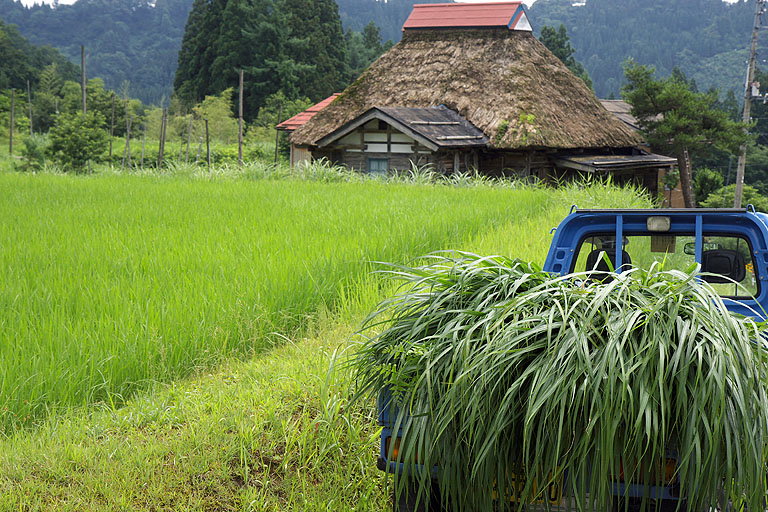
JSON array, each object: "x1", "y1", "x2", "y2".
[
  {"x1": 402, "y1": 2, "x2": 531, "y2": 31},
  {"x1": 276, "y1": 94, "x2": 341, "y2": 132}
]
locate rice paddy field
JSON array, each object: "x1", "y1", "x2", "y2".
[{"x1": 0, "y1": 155, "x2": 651, "y2": 509}]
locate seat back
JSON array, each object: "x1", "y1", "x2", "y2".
[
  {"x1": 585, "y1": 249, "x2": 632, "y2": 280},
  {"x1": 701, "y1": 249, "x2": 746, "y2": 283}
]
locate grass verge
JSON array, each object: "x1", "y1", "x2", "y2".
[{"x1": 0, "y1": 312, "x2": 387, "y2": 511}]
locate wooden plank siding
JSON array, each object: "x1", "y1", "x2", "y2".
[
  {"x1": 312, "y1": 143, "x2": 556, "y2": 178},
  {"x1": 291, "y1": 145, "x2": 312, "y2": 167}
]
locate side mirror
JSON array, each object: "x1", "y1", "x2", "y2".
[
  {"x1": 684, "y1": 242, "x2": 720, "y2": 255},
  {"x1": 701, "y1": 250, "x2": 746, "y2": 283}
]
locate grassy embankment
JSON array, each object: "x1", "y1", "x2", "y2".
[{"x1": 0, "y1": 144, "x2": 651, "y2": 509}]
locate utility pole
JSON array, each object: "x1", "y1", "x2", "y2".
[
  {"x1": 109, "y1": 93, "x2": 115, "y2": 158},
  {"x1": 27, "y1": 80, "x2": 32, "y2": 136},
  {"x1": 238, "y1": 69, "x2": 244, "y2": 167},
  {"x1": 9, "y1": 89, "x2": 14, "y2": 156},
  {"x1": 274, "y1": 104, "x2": 282, "y2": 164},
  {"x1": 81, "y1": 45, "x2": 87, "y2": 115},
  {"x1": 734, "y1": 0, "x2": 766, "y2": 208}
]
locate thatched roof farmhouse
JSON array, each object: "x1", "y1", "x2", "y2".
[{"x1": 289, "y1": 2, "x2": 676, "y2": 190}]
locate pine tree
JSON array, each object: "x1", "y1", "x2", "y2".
[
  {"x1": 212, "y1": 0, "x2": 286, "y2": 119},
  {"x1": 622, "y1": 60, "x2": 748, "y2": 208},
  {"x1": 539, "y1": 24, "x2": 593, "y2": 90}
]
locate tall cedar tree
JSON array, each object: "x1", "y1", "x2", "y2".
[
  {"x1": 174, "y1": 0, "x2": 211, "y2": 107},
  {"x1": 210, "y1": 0, "x2": 285, "y2": 119},
  {"x1": 174, "y1": 0, "x2": 348, "y2": 121},
  {"x1": 622, "y1": 61, "x2": 748, "y2": 208},
  {"x1": 281, "y1": 0, "x2": 348, "y2": 101},
  {"x1": 539, "y1": 24, "x2": 592, "y2": 90}
]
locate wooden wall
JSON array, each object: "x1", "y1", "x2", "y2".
[
  {"x1": 290, "y1": 145, "x2": 312, "y2": 167},
  {"x1": 306, "y1": 120, "x2": 666, "y2": 200}
]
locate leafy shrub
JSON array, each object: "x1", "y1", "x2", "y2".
[
  {"x1": 15, "y1": 134, "x2": 50, "y2": 172},
  {"x1": 48, "y1": 111, "x2": 107, "y2": 172},
  {"x1": 700, "y1": 183, "x2": 768, "y2": 211},
  {"x1": 209, "y1": 144, "x2": 268, "y2": 165},
  {"x1": 354, "y1": 253, "x2": 768, "y2": 512},
  {"x1": 692, "y1": 167, "x2": 724, "y2": 203}
]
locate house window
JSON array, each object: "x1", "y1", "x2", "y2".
[{"x1": 368, "y1": 158, "x2": 388, "y2": 176}]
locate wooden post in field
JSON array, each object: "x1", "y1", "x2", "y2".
[
  {"x1": 158, "y1": 108, "x2": 167, "y2": 169},
  {"x1": 81, "y1": 45, "x2": 86, "y2": 115},
  {"x1": 27, "y1": 80, "x2": 32, "y2": 135},
  {"x1": 121, "y1": 114, "x2": 132, "y2": 171},
  {"x1": 205, "y1": 118, "x2": 210, "y2": 171},
  {"x1": 238, "y1": 69, "x2": 244, "y2": 167},
  {"x1": 109, "y1": 93, "x2": 115, "y2": 158},
  {"x1": 185, "y1": 116, "x2": 192, "y2": 164},
  {"x1": 274, "y1": 103, "x2": 282, "y2": 164},
  {"x1": 141, "y1": 124, "x2": 146, "y2": 171},
  {"x1": 9, "y1": 89, "x2": 14, "y2": 156}
]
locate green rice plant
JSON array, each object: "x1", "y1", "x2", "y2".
[
  {"x1": 443, "y1": 168, "x2": 500, "y2": 188},
  {"x1": 388, "y1": 161, "x2": 439, "y2": 185},
  {"x1": 293, "y1": 157, "x2": 360, "y2": 183},
  {"x1": 353, "y1": 252, "x2": 768, "y2": 512},
  {"x1": 0, "y1": 173, "x2": 550, "y2": 431}
]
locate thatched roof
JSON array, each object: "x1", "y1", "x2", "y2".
[{"x1": 291, "y1": 29, "x2": 642, "y2": 150}]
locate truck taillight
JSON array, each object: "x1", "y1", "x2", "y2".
[
  {"x1": 385, "y1": 436, "x2": 400, "y2": 460},
  {"x1": 385, "y1": 436, "x2": 418, "y2": 463},
  {"x1": 617, "y1": 458, "x2": 677, "y2": 485}
]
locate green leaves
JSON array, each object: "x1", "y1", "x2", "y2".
[
  {"x1": 622, "y1": 60, "x2": 749, "y2": 158},
  {"x1": 49, "y1": 111, "x2": 107, "y2": 173},
  {"x1": 355, "y1": 253, "x2": 768, "y2": 512}
]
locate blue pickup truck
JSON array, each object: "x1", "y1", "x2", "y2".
[{"x1": 377, "y1": 207, "x2": 768, "y2": 512}]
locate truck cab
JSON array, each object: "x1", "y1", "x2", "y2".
[
  {"x1": 378, "y1": 207, "x2": 768, "y2": 511},
  {"x1": 544, "y1": 208, "x2": 768, "y2": 319}
]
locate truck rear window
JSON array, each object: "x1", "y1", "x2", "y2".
[{"x1": 572, "y1": 234, "x2": 759, "y2": 299}]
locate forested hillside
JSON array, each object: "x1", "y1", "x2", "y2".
[
  {"x1": 0, "y1": 17, "x2": 78, "y2": 91},
  {"x1": 336, "y1": 0, "x2": 448, "y2": 43},
  {"x1": 176, "y1": 0, "x2": 349, "y2": 120},
  {"x1": 529, "y1": 0, "x2": 753, "y2": 98},
  {"x1": 0, "y1": 0, "x2": 422, "y2": 107},
  {"x1": 0, "y1": 0, "x2": 757, "y2": 107},
  {"x1": 0, "y1": 0, "x2": 188, "y2": 106}
]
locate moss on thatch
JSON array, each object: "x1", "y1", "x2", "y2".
[{"x1": 291, "y1": 29, "x2": 642, "y2": 150}]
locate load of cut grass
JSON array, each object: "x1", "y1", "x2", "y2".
[{"x1": 354, "y1": 252, "x2": 768, "y2": 512}]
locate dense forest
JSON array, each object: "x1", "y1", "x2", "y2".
[
  {"x1": 173, "y1": 0, "x2": 392, "y2": 121},
  {"x1": 529, "y1": 0, "x2": 754, "y2": 99},
  {"x1": 0, "y1": 19, "x2": 142, "y2": 138},
  {"x1": 1, "y1": 0, "x2": 758, "y2": 106},
  {"x1": 0, "y1": 0, "x2": 424, "y2": 107},
  {"x1": 0, "y1": 0, "x2": 189, "y2": 106},
  {"x1": 0, "y1": 17, "x2": 78, "y2": 91}
]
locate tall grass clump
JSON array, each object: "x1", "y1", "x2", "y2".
[{"x1": 354, "y1": 253, "x2": 768, "y2": 512}]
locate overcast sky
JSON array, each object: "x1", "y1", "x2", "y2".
[{"x1": 14, "y1": 0, "x2": 741, "y2": 12}]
